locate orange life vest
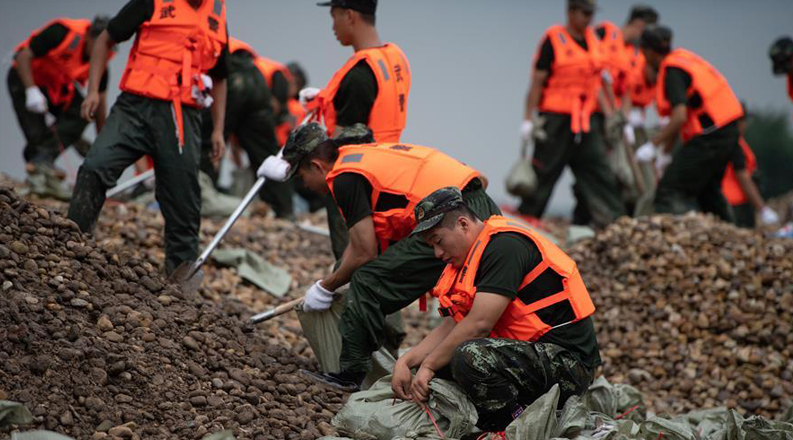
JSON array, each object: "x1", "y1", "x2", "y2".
[
  {"x1": 431, "y1": 216, "x2": 596, "y2": 341},
  {"x1": 326, "y1": 143, "x2": 480, "y2": 251},
  {"x1": 311, "y1": 43, "x2": 411, "y2": 142},
  {"x1": 275, "y1": 98, "x2": 306, "y2": 147},
  {"x1": 228, "y1": 37, "x2": 293, "y2": 93},
  {"x1": 721, "y1": 137, "x2": 757, "y2": 206},
  {"x1": 656, "y1": 48, "x2": 743, "y2": 142},
  {"x1": 119, "y1": 0, "x2": 227, "y2": 149},
  {"x1": 625, "y1": 43, "x2": 655, "y2": 109},
  {"x1": 596, "y1": 21, "x2": 629, "y2": 110},
  {"x1": 15, "y1": 18, "x2": 115, "y2": 107},
  {"x1": 538, "y1": 25, "x2": 605, "y2": 133}
]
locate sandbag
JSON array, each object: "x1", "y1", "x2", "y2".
[
  {"x1": 332, "y1": 375, "x2": 477, "y2": 440},
  {"x1": 583, "y1": 377, "x2": 647, "y2": 423},
  {"x1": 199, "y1": 171, "x2": 245, "y2": 219},
  {"x1": 0, "y1": 400, "x2": 34, "y2": 428},
  {"x1": 297, "y1": 294, "x2": 346, "y2": 373},
  {"x1": 211, "y1": 248, "x2": 291, "y2": 297},
  {"x1": 505, "y1": 139, "x2": 538, "y2": 198},
  {"x1": 11, "y1": 431, "x2": 75, "y2": 440},
  {"x1": 504, "y1": 384, "x2": 560, "y2": 440},
  {"x1": 638, "y1": 416, "x2": 697, "y2": 440}
]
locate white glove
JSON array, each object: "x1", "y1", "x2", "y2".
[
  {"x1": 655, "y1": 150, "x2": 673, "y2": 175},
  {"x1": 760, "y1": 206, "x2": 779, "y2": 225},
  {"x1": 191, "y1": 74, "x2": 215, "y2": 108},
  {"x1": 635, "y1": 141, "x2": 657, "y2": 163},
  {"x1": 658, "y1": 116, "x2": 670, "y2": 126},
  {"x1": 623, "y1": 124, "x2": 636, "y2": 145},
  {"x1": 256, "y1": 155, "x2": 291, "y2": 181},
  {"x1": 302, "y1": 280, "x2": 334, "y2": 312},
  {"x1": 299, "y1": 87, "x2": 321, "y2": 106},
  {"x1": 25, "y1": 87, "x2": 48, "y2": 114},
  {"x1": 520, "y1": 119, "x2": 534, "y2": 142},
  {"x1": 628, "y1": 108, "x2": 644, "y2": 127}
]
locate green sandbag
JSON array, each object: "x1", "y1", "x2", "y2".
[
  {"x1": 11, "y1": 431, "x2": 75, "y2": 440},
  {"x1": 741, "y1": 416, "x2": 793, "y2": 440},
  {"x1": 555, "y1": 395, "x2": 589, "y2": 438},
  {"x1": 332, "y1": 375, "x2": 477, "y2": 440},
  {"x1": 504, "y1": 384, "x2": 560, "y2": 440},
  {"x1": 0, "y1": 400, "x2": 34, "y2": 427},
  {"x1": 202, "y1": 430, "x2": 236, "y2": 440},
  {"x1": 199, "y1": 171, "x2": 245, "y2": 219},
  {"x1": 638, "y1": 416, "x2": 696, "y2": 440},
  {"x1": 211, "y1": 248, "x2": 291, "y2": 297},
  {"x1": 583, "y1": 377, "x2": 647, "y2": 422}
]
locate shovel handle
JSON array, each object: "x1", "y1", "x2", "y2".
[
  {"x1": 248, "y1": 298, "x2": 303, "y2": 324},
  {"x1": 107, "y1": 169, "x2": 155, "y2": 198}
]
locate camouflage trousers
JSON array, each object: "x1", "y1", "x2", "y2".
[{"x1": 444, "y1": 339, "x2": 595, "y2": 431}]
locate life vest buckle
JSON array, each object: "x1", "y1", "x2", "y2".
[{"x1": 438, "y1": 307, "x2": 454, "y2": 318}]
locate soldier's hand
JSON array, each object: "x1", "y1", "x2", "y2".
[
  {"x1": 410, "y1": 364, "x2": 435, "y2": 403},
  {"x1": 81, "y1": 91, "x2": 101, "y2": 121},
  {"x1": 391, "y1": 359, "x2": 414, "y2": 400},
  {"x1": 210, "y1": 130, "x2": 225, "y2": 167}
]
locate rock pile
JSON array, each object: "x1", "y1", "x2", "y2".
[
  {"x1": 569, "y1": 213, "x2": 793, "y2": 419},
  {"x1": 0, "y1": 186, "x2": 344, "y2": 439}
]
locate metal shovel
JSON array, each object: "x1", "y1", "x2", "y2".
[
  {"x1": 106, "y1": 168, "x2": 155, "y2": 198},
  {"x1": 167, "y1": 176, "x2": 267, "y2": 293}
]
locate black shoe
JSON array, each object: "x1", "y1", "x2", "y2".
[{"x1": 299, "y1": 369, "x2": 365, "y2": 393}]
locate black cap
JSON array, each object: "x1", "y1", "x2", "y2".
[
  {"x1": 628, "y1": 4, "x2": 658, "y2": 24},
  {"x1": 769, "y1": 36, "x2": 793, "y2": 75},
  {"x1": 411, "y1": 187, "x2": 465, "y2": 236},
  {"x1": 317, "y1": 0, "x2": 377, "y2": 15},
  {"x1": 568, "y1": 0, "x2": 597, "y2": 13},
  {"x1": 641, "y1": 24, "x2": 673, "y2": 55}
]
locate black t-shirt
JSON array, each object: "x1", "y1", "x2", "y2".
[
  {"x1": 25, "y1": 23, "x2": 109, "y2": 92},
  {"x1": 333, "y1": 60, "x2": 378, "y2": 127},
  {"x1": 534, "y1": 34, "x2": 589, "y2": 73},
  {"x1": 663, "y1": 66, "x2": 693, "y2": 108},
  {"x1": 107, "y1": 0, "x2": 228, "y2": 79},
  {"x1": 729, "y1": 140, "x2": 747, "y2": 171},
  {"x1": 473, "y1": 232, "x2": 602, "y2": 368},
  {"x1": 270, "y1": 70, "x2": 290, "y2": 113},
  {"x1": 331, "y1": 171, "x2": 412, "y2": 230}
]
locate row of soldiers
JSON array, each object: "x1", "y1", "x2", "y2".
[{"x1": 7, "y1": 0, "x2": 793, "y2": 435}]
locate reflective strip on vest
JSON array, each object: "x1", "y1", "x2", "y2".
[
  {"x1": 432, "y1": 216, "x2": 595, "y2": 342},
  {"x1": 325, "y1": 143, "x2": 480, "y2": 252}
]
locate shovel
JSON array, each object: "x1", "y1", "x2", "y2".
[
  {"x1": 248, "y1": 297, "x2": 303, "y2": 324},
  {"x1": 168, "y1": 176, "x2": 267, "y2": 293},
  {"x1": 106, "y1": 168, "x2": 155, "y2": 198}
]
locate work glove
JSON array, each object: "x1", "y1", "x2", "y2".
[
  {"x1": 628, "y1": 108, "x2": 644, "y2": 127},
  {"x1": 25, "y1": 86, "x2": 48, "y2": 114},
  {"x1": 302, "y1": 280, "x2": 334, "y2": 312},
  {"x1": 256, "y1": 154, "x2": 290, "y2": 182},
  {"x1": 760, "y1": 206, "x2": 780, "y2": 225},
  {"x1": 520, "y1": 116, "x2": 547, "y2": 143},
  {"x1": 655, "y1": 149, "x2": 673, "y2": 175},
  {"x1": 299, "y1": 87, "x2": 321, "y2": 106},
  {"x1": 623, "y1": 124, "x2": 636, "y2": 145},
  {"x1": 191, "y1": 74, "x2": 214, "y2": 108},
  {"x1": 635, "y1": 141, "x2": 657, "y2": 163}
]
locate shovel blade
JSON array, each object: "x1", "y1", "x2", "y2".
[{"x1": 167, "y1": 260, "x2": 204, "y2": 294}]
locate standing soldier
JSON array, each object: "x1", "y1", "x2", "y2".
[
  {"x1": 257, "y1": 123, "x2": 501, "y2": 391},
  {"x1": 519, "y1": 0, "x2": 625, "y2": 227},
  {"x1": 67, "y1": 0, "x2": 229, "y2": 275},
  {"x1": 635, "y1": 25, "x2": 742, "y2": 221},
  {"x1": 9, "y1": 16, "x2": 113, "y2": 199},
  {"x1": 300, "y1": 0, "x2": 412, "y2": 260}
]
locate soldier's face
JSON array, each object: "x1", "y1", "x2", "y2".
[
  {"x1": 423, "y1": 217, "x2": 475, "y2": 268},
  {"x1": 330, "y1": 7, "x2": 353, "y2": 46},
  {"x1": 568, "y1": 8, "x2": 593, "y2": 32},
  {"x1": 297, "y1": 161, "x2": 330, "y2": 194}
]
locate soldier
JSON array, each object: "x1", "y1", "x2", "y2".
[
  {"x1": 9, "y1": 15, "x2": 112, "y2": 199},
  {"x1": 67, "y1": 0, "x2": 229, "y2": 274},
  {"x1": 768, "y1": 36, "x2": 793, "y2": 108},
  {"x1": 257, "y1": 123, "x2": 501, "y2": 391},
  {"x1": 392, "y1": 187, "x2": 601, "y2": 432},
  {"x1": 636, "y1": 25, "x2": 742, "y2": 220},
  {"x1": 519, "y1": 0, "x2": 626, "y2": 227}
]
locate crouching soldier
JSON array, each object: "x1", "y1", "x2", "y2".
[{"x1": 392, "y1": 187, "x2": 601, "y2": 432}]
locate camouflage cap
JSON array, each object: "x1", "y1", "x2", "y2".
[
  {"x1": 282, "y1": 122, "x2": 329, "y2": 179},
  {"x1": 411, "y1": 186, "x2": 464, "y2": 236},
  {"x1": 333, "y1": 123, "x2": 375, "y2": 144}
]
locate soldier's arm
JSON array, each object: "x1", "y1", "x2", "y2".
[
  {"x1": 525, "y1": 68, "x2": 548, "y2": 119},
  {"x1": 321, "y1": 215, "x2": 378, "y2": 291},
  {"x1": 14, "y1": 48, "x2": 37, "y2": 89},
  {"x1": 651, "y1": 104, "x2": 686, "y2": 151},
  {"x1": 736, "y1": 169, "x2": 766, "y2": 211}
]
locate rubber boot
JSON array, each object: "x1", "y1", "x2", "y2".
[{"x1": 67, "y1": 169, "x2": 107, "y2": 234}]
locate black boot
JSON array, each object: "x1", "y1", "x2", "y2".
[{"x1": 67, "y1": 169, "x2": 107, "y2": 234}]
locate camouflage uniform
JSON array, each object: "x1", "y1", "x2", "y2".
[{"x1": 446, "y1": 339, "x2": 595, "y2": 431}]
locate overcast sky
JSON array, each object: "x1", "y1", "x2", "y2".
[{"x1": 1, "y1": 0, "x2": 791, "y2": 215}]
